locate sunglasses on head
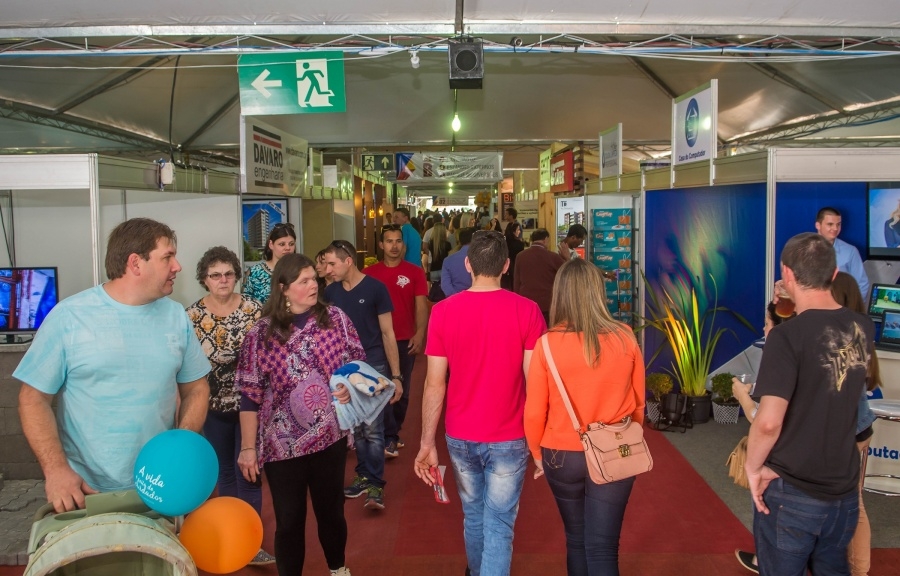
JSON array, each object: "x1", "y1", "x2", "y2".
[
  {"x1": 330, "y1": 240, "x2": 355, "y2": 260},
  {"x1": 272, "y1": 222, "x2": 295, "y2": 232}
]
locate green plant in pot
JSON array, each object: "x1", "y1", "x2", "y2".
[
  {"x1": 710, "y1": 372, "x2": 737, "y2": 404},
  {"x1": 647, "y1": 372, "x2": 673, "y2": 402},
  {"x1": 640, "y1": 272, "x2": 754, "y2": 424},
  {"x1": 645, "y1": 373, "x2": 673, "y2": 424},
  {"x1": 710, "y1": 372, "x2": 741, "y2": 424}
]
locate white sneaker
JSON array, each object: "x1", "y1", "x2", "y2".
[{"x1": 330, "y1": 568, "x2": 351, "y2": 576}]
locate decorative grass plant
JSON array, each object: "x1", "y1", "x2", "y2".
[{"x1": 640, "y1": 272, "x2": 753, "y2": 397}]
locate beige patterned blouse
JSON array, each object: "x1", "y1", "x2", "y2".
[{"x1": 186, "y1": 295, "x2": 263, "y2": 413}]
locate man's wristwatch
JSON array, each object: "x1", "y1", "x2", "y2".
[{"x1": 391, "y1": 374, "x2": 404, "y2": 382}]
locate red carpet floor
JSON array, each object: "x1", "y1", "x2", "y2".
[{"x1": 6, "y1": 354, "x2": 900, "y2": 575}]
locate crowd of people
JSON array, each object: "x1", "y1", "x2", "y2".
[{"x1": 12, "y1": 202, "x2": 880, "y2": 576}]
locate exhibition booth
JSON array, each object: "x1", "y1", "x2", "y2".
[{"x1": 612, "y1": 147, "x2": 900, "y2": 493}]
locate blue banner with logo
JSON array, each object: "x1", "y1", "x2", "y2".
[{"x1": 672, "y1": 80, "x2": 717, "y2": 167}]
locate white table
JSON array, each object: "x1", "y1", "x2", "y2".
[{"x1": 864, "y1": 399, "x2": 900, "y2": 496}]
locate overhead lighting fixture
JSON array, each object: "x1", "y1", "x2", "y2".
[{"x1": 410, "y1": 50, "x2": 420, "y2": 69}]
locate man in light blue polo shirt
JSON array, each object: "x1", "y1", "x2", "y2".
[
  {"x1": 393, "y1": 207, "x2": 422, "y2": 267},
  {"x1": 16, "y1": 218, "x2": 210, "y2": 513}
]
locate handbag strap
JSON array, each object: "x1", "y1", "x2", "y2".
[{"x1": 541, "y1": 334, "x2": 585, "y2": 434}]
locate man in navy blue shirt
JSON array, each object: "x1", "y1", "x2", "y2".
[
  {"x1": 324, "y1": 240, "x2": 402, "y2": 512},
  {"x1": 441, "y1": 227, "x2": 475, "y2": 297}
]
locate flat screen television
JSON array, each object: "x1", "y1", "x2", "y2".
[
  {"x1": 868, "y1": 182, "x2": 900, "y2": 258},
  {"x1": 0, "y1": 267, "x2": 59, "y2": 333}
]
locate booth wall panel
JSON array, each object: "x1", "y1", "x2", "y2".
[
  {"x1": 715, "y1": 153, "x2": 768, "y2": 185},
  {"x1": 774, "y1": 148, "x2": 900, "y2": 182},
  {"x1": 0, "y1": 155, "x2": 92, "y2": 190},
  {"x1": 600, "y1": 176, "x2": 619, "y2": 194},
  {"x1": 644, "y1": 183, "x2": 766, "y2": 379},
  {"x1": 11, "y1": 189, "x2": 94, "y2": 299},
  {"x1": 774, "y1": 182, "x2": 867, "y2": 277},
  {"x1": 674, "y1": 161, "x2": 713, "y2": 188},
  {"x1": 301, "y1": 199, "x2": 337, "y2": 260},
  {"x1": 644, "y1": 168, "x2": 670, "y2": 191},
  {"x1": 102, "y1": 190, "x2": 241, "y2": 307},
  {"x1": 620, "y1": 172, "x2": 641, "y2": 192},
  {"x1": 333, "y1": 199, "x2": 356, "y2": 249}
]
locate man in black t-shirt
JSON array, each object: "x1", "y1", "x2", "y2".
[
  {"x1": 324, "y1": 239, "x2": 403, "y2": 512},
  {"x1": 747, "y1": 232, "x2": 873, "y2": 576}
]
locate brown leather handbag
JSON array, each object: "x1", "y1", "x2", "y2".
[{"x1": 541, "y1": 335, "x2": 653, "y2": 484}]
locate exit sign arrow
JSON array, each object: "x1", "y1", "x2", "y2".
[
  {"x1": 361, "y1": 153, "x2": 395, "y2": 172},
  {"x1": 251, "y1": 69, "x2": 282, "y2": 98}
]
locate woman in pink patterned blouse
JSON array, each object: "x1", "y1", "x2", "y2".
[{"x1": 236, "y1": 253, "x2": 364, "y2": 576}]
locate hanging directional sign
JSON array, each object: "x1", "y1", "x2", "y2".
[
  {"x1": 238, "y1": 52, "x2": 346, "y2": 115},
  {"x1": 361, "y1": 153, "x2": 395, "y2": 172}
]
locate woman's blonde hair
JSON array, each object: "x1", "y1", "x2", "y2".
[
  {"x1": 550, "y1": 259, "x2": 634, "y2": 367},
  {"x1": 430, "y1": 222, "x2": 448, "y2": 257}
]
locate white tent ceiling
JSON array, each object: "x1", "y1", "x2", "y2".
[{"x1": 2, "y1": 1, "x2": 900, "y2": 170}]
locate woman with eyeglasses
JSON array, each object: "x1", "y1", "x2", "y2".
[
  {"x1": 186, "y1": 246, "x2": 273, "y2": 565},
  {"x1": 243, "y1": 222, "x2": 297, "y2": 303}
]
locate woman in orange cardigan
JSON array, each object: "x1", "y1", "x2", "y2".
[{"x1": 524, "y1": 259, "x2": 645, "y2": 576}]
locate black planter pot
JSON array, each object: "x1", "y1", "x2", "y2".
[
  {"x1": 688, "y1": 394, "x2": 712, "y2": 424},
  {"x1": 660, "y1": 393, "x2": 687, "y2": 422},
  {"x1": 654, "y1": 392, "x2": 691, "y2": 432}
]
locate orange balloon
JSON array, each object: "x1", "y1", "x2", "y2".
[{"x1": 179, "y1": 497, "x2": 263, "y2": 574}]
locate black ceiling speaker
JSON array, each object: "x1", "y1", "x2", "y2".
[{"x1": 448, "y1": 37, "x2": 484, "y2": 89}]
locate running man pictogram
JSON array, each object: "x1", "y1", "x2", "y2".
[{"x1": 297, "y1": 61, "x2": 334, "y2": 107}]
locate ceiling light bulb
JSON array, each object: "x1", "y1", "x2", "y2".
[
  {"x1": 451, "y1": 114, "x2": 461, "y2": 132},
  {"x1": 410, "y1": 50, "x2": 420, "y2": 69},
  {"x1": 449, "y1": 182, "x2": 454, "y2": 188}
]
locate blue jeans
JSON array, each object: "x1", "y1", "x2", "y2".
[
  {"x1": 753, "y1": 477, "x2": 859, "y2": 576},
  {"x1": 542, "y1": 448, "x2": 634, "y2": 576},
  {"x1": 446, "y1": 435, "x2": 528, "y2": 576},
  {"x1": 353, "y1": 363, "x2": 387, "y2": 488},
  {"x1": 383, "y1": 341, "x2": 415, "y2": 444},
  {"x1": 202, "y1": 409, "x2": 262, "y2": 515}
]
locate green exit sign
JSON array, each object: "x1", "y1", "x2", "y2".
[
  {"x1": 361, "y1": 154, "x2": 395, "y2": 172},
  {"x1": 238, "y1": 52, "x2": 346, "y2": 115}
]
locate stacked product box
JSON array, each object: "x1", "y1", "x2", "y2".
[{"x1": 591, "y1": 208, "x2": 634, "y2": 321}]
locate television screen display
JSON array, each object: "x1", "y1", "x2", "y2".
[
  {"x1": 0, "y1": 268, "x2": 59, "y2": 332},
  {"x1": 868, "y1": 182, "x2": 900, "y2": 258},
  {"x1": 868, "y1": 283, "x2": 900, "y2": 319},
  {"x1": 880, "y1": 310, "x2": 900, "y2": 343}
]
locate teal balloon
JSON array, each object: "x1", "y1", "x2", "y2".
[{"x1": 133, "y1": 429, "x2": 218, "y2": 516}]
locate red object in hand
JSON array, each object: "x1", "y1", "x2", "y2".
[{"x1": 431, "y1": 465, "x2": 450, "y2": 504}]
